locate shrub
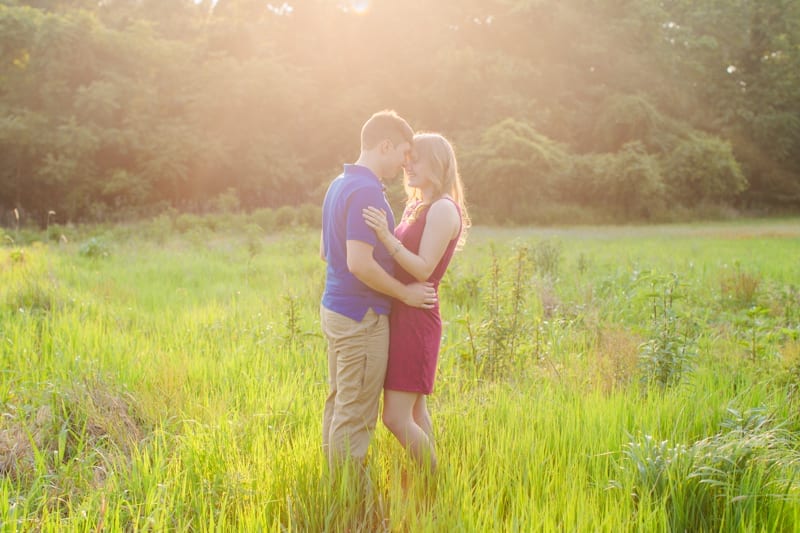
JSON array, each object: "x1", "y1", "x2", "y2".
[
  {"x1": 592, "y1": 93, "x2": 672, "y2": 152},
  {"x1": 566, "y1": 146, "x2": 666, "y2": 221},
  {"x1": 719, "y1": 263, "x2": 761, "y2": 309},
  {"x1": 617, "y1": 408, "x2": 798, "y2": 532},
  {"x1": 462, "y1": 118, "x2": 572, "y2": 224},
  {"x1": 530, "y1": 239, "x2": 562, "y2": 279},
  {"x1": 174, "y1": 213, "x2": 202, "y2": 233},
  {"x1": 595, "y1": 142, "x2": 666, "y2": 219},
  {"x1": 638, "y1": 274, "x2": 697, "y2": 389},
  {"x1": 439, "y1": 265, "x2": 481, "y2": 309},
  {"x1": 78, "y1": 237, "x2": 110, "y2": 259},
  {"x1": 244, "y1": 223, "x2": 264, "y2": 259},
  {"x1": 46, "y1": 223, "x2": 70, "y2": 243},
  {"x1": 732, "y1": 306, "x2": 777, "y2": 364},
  {"x1": 186, "y1": 225, "x2": 212, "y2": 247},
  {"x1": 9, "y1": 248, "x2": 25, "y2": 264},
  {"x1": 561, "y1": 154, "x2": 603, "y2": 207},
  {"x1": 662, "y1": 133, "x2": 748, "y2": 207},
  {"x1": 204, "y1": 213, "x2": 247, "y2": 233},
  {"x1": 295, "y1": 203, "x2": 321, "y2": 228},
  {"x1": 460, "y1": 244, "x2": 535, "y2": 379},
  {"x1": 250, "y1": 207, "x2": 277, "y2": 232},
  {"x1": 145, "y1": 214, "x2": 173, "y2": 243},
  {"x1": 274, "y1": 205, "x2": 296, "y2": 228},
  {"x1": 211, "y1": 188, "x2": 241, "y2": 213}
]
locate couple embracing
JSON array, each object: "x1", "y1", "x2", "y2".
[{"x1": 320, "y1": 110, "x2": 469, "y2": 478}]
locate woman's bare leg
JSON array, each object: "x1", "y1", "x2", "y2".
[
  {"x1": 383, "y1": 389, "x2": 437, "y2": 471},
  {"x1": 412, "y1": 395, "x2": 434, "y2": 445}
]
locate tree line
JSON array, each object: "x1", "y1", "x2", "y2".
[{"x1": 1, "y1": 0, "x2": 799, "y2": 226}]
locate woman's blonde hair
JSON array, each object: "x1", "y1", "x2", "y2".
[{"x1": 404, "y1": 133, "x2": 471, "y2": 248}]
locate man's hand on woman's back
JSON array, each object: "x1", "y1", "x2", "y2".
[{"x1": 402, "y1": 282, "x2": 437, "y2": 309}]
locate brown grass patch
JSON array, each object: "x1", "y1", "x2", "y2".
[
  {"x1": 0, "y1": 379, "x2": 145, "y2": 485},
  {"x1": 589, "y1": 327, "x2": 642, "y2": 394},
  {"x1": 719, "y1": 267, "x2": 761, "y2": 308},
  {"x1": 0, "y1": 405, "x2": 51, "y2": 480},
  {"x1": 535, "y1": 278, "x2": 561, "y2": 319},
  {"x1": 779, "y1": 340, "x2": 800, "y2": 386}
]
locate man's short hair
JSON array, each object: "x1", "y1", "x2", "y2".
[{"x1": 360, "y1": 110, "x2": 414, "y2": 151}]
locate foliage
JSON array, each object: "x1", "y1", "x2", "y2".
[
  {"x1": 719, "y1": 262, "x2": 762, "y2": 309},
  {"x1": 463, "y1": 118, "x2": 571, "y2": 223},
  {"x1": 78, "y1": 236, "x2": 109, "y2": 258},
  {"x1": 618, "y1": 408, "x2": 798, "y2": 532},
  {"x1": 530, "y1": 238, "x2": 562, "y2": 279},
  {"x1": 459, "y1": 244, "x2": 535, "y2": 379},
  {"x1": 599, "y1": 142, "x2": 666, "y2": 219},
  {"x1": 638, "y1": 274, "x2": 697, "y2": 389},
  {"x1": 0, "y1": 0, "x2": 798, "y2": 224},
  {"x1": 0, "y1": 377, "x2": 144, "y2": 483},
  {"x1": 592, "y1": 94, "x2": 672, "y2": 153},
  {"x1": 663, "y1": 133, "x2": 748, "y2": 206}
]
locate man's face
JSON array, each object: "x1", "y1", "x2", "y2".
[{"x1": 382, "y1": 140, "x2": 412, "y2": 180}]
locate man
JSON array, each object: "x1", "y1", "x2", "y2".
[{"x1": 320, "y1": 110, "x2": 437, "y2": 469}]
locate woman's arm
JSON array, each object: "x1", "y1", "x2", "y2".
[
  {"x1": 363, "y1": 199, "x2": 460, "y2": 282},
  {"x1": 346, "y1": 240, "x2": 437, "y2": 308}
]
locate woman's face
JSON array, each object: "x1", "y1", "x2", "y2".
[{"x1": 405, "y1": 151, "x2": 435, "y2": 190}]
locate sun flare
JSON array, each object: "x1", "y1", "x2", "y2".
[{"x1": 350, "y1": 0, "x2": 370, "y2": 15}]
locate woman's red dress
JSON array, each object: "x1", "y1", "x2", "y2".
[{"x1": 384, "y1": 199, "x2": 462, "y2": 394}]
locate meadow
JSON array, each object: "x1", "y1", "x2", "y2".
[{"x1": 1, "y1": 218, "x2": 799, "y2": 531}]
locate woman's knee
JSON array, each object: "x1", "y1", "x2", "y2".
[
  {"x1": 382, "y1": 407, "x2": 404, "y2": 432},
  {"x1": 383, "y1": 390, "x2": 418, "y2": 432},
  {"x1": 413, "y1": 413, "x2": 431, "y2": 433}
]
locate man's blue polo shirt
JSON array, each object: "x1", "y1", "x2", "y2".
[{"x1": 321, "y1": 164, "x2": 396, "y2": 322}]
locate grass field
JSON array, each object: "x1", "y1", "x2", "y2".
[{"x1": 1, "y1": 218, "x2": 799, "y2": 531}]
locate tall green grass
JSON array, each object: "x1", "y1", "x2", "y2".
[{"x1": 1, "y1": 220, "x2": 799, "y2": 531}]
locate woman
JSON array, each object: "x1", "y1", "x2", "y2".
[{"x1": 362, "y1": 132, "x2": 469, "y2": 473}]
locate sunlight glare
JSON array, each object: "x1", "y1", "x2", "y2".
[{"x1": 350, "y1": 0, "x2": 370, "y2": 15}]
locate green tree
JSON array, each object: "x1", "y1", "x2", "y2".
[
  {"x1": 663, "y1": 133, "x2": 748, "y2": 207},
  {"x1": 1, "y1": 0, "x2": 798, "y2": 224},
  {"x1": 463, "y1": 118, "x2": 571, "y2": 223},
  {"x1": 603, "y1": 142, "x2": 665, "y2": 219}
]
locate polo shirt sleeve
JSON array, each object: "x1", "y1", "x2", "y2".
[{"x1": 346, "y1": 186, "x2": 385, "y2": 247}]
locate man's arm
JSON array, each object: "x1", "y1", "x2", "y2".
[
  {"x1": 346, "y1": 240, "x2": 436, "y2": 309},
  {"x1": 319, "y1": 231, "x2": 325, "y2": 261}
]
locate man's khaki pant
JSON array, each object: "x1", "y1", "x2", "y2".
[{"x1": 321, "y1": 306, "x2": 389, "y2": 466}]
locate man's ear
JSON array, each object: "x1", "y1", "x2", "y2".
[{"x1": 379, "y1": 139, "x2": 392, "y2": 154}]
